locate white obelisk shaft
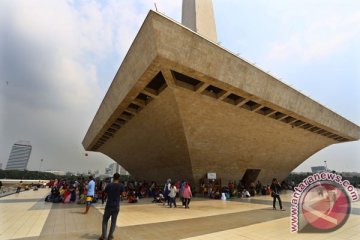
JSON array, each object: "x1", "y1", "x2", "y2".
[{"x1": 182, "y1": 0, "x2": 218, "y2": 42}]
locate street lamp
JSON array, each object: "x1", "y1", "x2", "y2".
[
  {"x1": 324, "y1": 160, "x2": 327, "y2": 171},
  {"x1": 39, "y1": 159, "x2": 44, "y2": 172}
]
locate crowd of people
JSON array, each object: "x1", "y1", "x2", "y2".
[
  {"x1": 157, "y1": 179, "x2": 193, "y2": 208},
  {"x1": 13, "y1": 175, "x2": 286, "y2": 239},
  {"x1": 41, "y1": 176, "x2": 198, "y2": 211},
  {"x1": 42, "y1": 176, "x2": 290, "y2": 207},
  {"x1": 199, "y1": 180, "x2": 275, "y2": 200},
  {"x1": 43, "y1": 177, "x2": 191, "y2": 205}
]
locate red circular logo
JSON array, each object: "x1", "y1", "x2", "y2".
[{"x1": 301, "y1": 182, "x2": 350, "y2": 231}]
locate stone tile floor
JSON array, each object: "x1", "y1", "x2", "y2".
[{"x1": 0, "y1": 188, "x2": 359, "y2": 240}]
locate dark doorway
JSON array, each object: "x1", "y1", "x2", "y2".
[{"x1": 241, "y1": 169, "x2": 261, "y2": 189}]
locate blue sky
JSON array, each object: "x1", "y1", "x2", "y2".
[
  {"x1": 1, "y1": 0, "x2": 359, "y2": 174},
  {"x1": 213, "y1": 0, "x2": 360, "y2": 172}
]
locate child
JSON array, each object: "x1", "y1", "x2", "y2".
[{"x1": 169, "y1": 184, "x2": 177, "y2": 208}]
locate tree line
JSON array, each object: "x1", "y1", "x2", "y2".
[{"x1": 0, "y1": 169, "x2": 61, "y2": 180}]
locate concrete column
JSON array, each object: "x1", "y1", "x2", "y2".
[{"x1": 182, "y1": 0, "x2": 218, "y2": 42}]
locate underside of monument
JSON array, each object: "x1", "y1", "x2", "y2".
[{"x1": 83, "y1": 11, "x2": 360, "y2": 186}]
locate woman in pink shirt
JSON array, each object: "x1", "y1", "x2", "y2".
[{"x1": 182, "y1": 182, "x2": 192, "y2": 209}]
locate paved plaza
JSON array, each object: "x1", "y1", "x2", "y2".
[{"x1": 0, "y1": 188, "x2": 359, "y2": 240}]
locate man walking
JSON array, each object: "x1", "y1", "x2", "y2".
[
  {"x1": 84, "y1": 175, "x2": 95, "y2": 214},
  {"x1": 99, "y1": 173, "x2": 124, "y2": 240},
  {"x1": 270, "y1": 178, "x2": 285, "y2": 211}
]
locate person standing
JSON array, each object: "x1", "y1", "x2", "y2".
[
  {"x1": 16, "y1": 181, "x2": 23, "y2": 193},
  {"x1": 84, "y1": 175, "x2": 95, "y2": 214},
  {"x1": 163, "y1": 179, "x2": 171, "y2": 206},
  {"x1": 168, "y1": 183, "x2": 177, "y2": 208},
  {"x1": 182, "y1": 182, "x2": 192, "y2": 209},
  {"x1": 256, "y1": 180, "x2": 262, "y2": 195},
  {"x1": 101, "y1": 178, "x2": 109, "y2": 204},
  {"x1": 99, "y1": 173, "x2": 124, "y2": 240},
  {"x1": 270, "y1": 178, "x2": 284, "y2": 211},
  {"x1": 179, "y1": 180, "x2": 186, "y2": 206},
  {"x1": 78, "y1": 178, "x2": 85, "y2": 196}
]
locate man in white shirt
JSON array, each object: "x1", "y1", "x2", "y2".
[{"x1": 84, "y1": 175, "x2": 95, "y2": 214}]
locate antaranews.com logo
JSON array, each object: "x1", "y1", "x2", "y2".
[{"x1": 290, "y1": 172, "x2": 359, "y2": 233}]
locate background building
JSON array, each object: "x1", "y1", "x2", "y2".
[
  {"x1": 311, "y1": 166, "x2": 327, "y2": 173},
  {"x1": 105, "y1": 163, "x2": 129, "y2": 176},
  {"x1": 6, "y1": 140, "x2": 32, "y2": 170}
]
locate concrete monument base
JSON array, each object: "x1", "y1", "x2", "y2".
[{"x1": 83, "y1": 11, "x2": 360, "y2": 186}]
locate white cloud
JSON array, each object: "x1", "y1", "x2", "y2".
[
  {"x1": 0, "y1": 0, "x2": 358, "y2": 175},
  {"x1": 266, "y1": 11, "x2": 360, "y2": 63},
  {"x1": 0, "y1": 0, "x2": 180, "y2": 172}
]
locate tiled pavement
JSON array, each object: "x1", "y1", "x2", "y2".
[{"x1": 0, "y1": 188, "x2": 359, "y2": 240}]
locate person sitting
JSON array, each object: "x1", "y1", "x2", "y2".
[
  {"x1": 249, "y1": 182, "x2": 256, "y2": 196},
  {"x1": 152, "y1": 190, "x2": 165, "y2": 203},
  {"x1": 140, "y1": 186, "x2": 147, "y2": 198},
  {"x1": 128, "y1": 191, "x2": 138, "y2": 203},
  {"x1": 203, "y1": 186, "x2": 208, "y2": 197},
  {"x1": 261, "y1": 186, "x2": 267, "y2": 195},
  {"x1": 208, "y1": 187, "x2": 213, "y2": 198},
  {"x1": 50, "y1": 186, "x2": 63, "y2": 203},
  {"x1": 242, "y1": 189, "x2": 250, "y2": 198},
  {"x1": 228, "y1": 181, "x2": 235, "y2": 197},
  {"x1": 237, "y1": 181, "x2": 245, "y2": 193},
  {"x1": 221, "y1": 186, "x2": 230, "y2": 199},
  {"x1": 214, "y1": 188, "x2": 221, "y2": 199},
  {"x1": 266, "y1": 185, "x2": 271, "y2": 195},
  {"x1": 121, "y1": 191, "x2": 128, "y2": 201}
]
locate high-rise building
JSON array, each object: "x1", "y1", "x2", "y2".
[{"x1": 6, "y1": 141, "x2": 32, "y2": 170}]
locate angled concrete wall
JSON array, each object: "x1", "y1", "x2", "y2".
[
  {"x1": 172, "y1": 85, "x2": 334, "y2": 184},
  {"x1": 83, "y1": 11, "x2": 360, "y2": 186},
  {"x1": 151, "y1": 12, "x2": 359, "y2": 140}
]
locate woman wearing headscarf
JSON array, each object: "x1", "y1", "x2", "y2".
[{"x1": 182, "y1": 182, "x2": 192, "y2": 209}]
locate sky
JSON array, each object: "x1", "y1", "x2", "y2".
[{"x1": 0, "y1": 0, "x2": 359, "y2": 174}]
